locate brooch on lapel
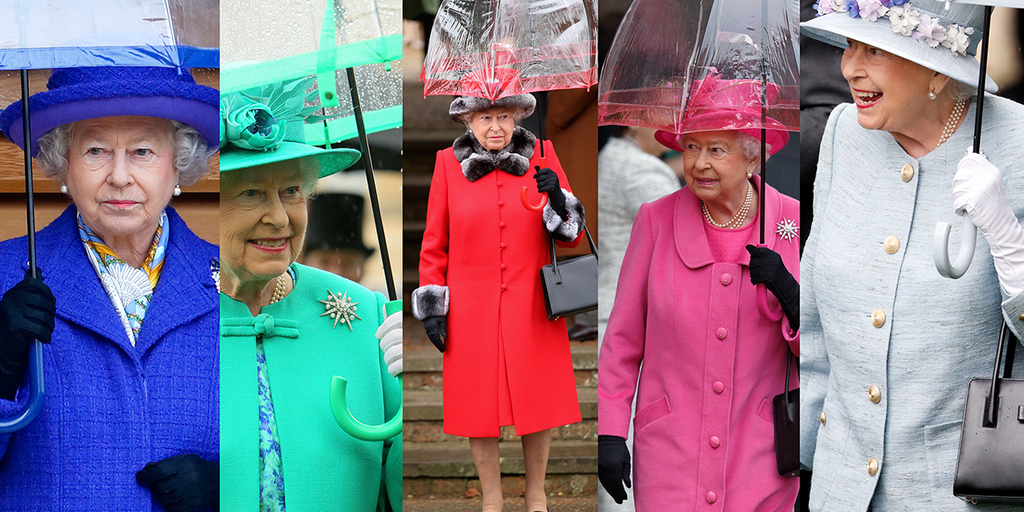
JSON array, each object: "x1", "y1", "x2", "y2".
[
  {"x1": 320, "y1": 289, "x2": 361, "y2": 330},
  {"x1": 776, "y1": 218, "x2": 799, "y2": 243}
]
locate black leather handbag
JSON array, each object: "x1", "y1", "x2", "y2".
[
  {"x1": 539, "y1": 225, "x2": 598, "y2": 320},
  {"x1": 954, "y1": 321, "x2": 1024, "y2": 504},
  {"x1": 772, "y1": 351, "x2": 799, "y2": 477}
]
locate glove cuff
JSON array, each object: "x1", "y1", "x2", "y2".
[{"x1": 411, "y1": 285, "x2": 449, "y2": 320}]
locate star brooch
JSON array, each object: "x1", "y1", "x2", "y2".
[
  {"x1": 319, "y1": 289, "x2": 361, "y2": 330},
  {"x1": 776, "y1": 218, "x2": 799, "y2": 243}
]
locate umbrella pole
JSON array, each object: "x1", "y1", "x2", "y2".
[
  {"x1": 973, "y1": 5, "x2": 993, "y2": 153},
  {"x1": 345, "y1": 67, "x2": 397, "y2": 302},
  {"x1": 21, "y1": 70, "x2": 37, "y2": 274},
  {"x1": 537, "y1": 91, "x2": 547, "y2": 160}
]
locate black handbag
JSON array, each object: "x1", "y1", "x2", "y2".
[
  {"x1": 539, "y1": 224, "x2": 598, "y2": 320},
  {"x1": 954, "y1": 321, "x2": 1024, "y2": 504},
  {"x1": 772, "y1": 351, "x2": 799, "y2": 477}
]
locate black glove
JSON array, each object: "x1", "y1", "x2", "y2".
[
  {"x1": 423, "y1": 316, "x2": 447, "y2": 353},
  {"x1": 136, "y1": 454, "x2": 219, "y2": 512},
  {"x1": 746, "y1": 245, "x2": 799, "y2": 331},
  {"x1": 533, "y1": 166, "x2": 567, "y2": 220},
  {"x1": 0, "y1": 270, "x2": 56, "y2": 401},
  {"x1": 598, "y1": 435, "x2": 632, "y2": 504}
]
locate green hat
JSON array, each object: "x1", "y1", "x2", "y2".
[{"x1": 219, "y1": 77, "x2": 360, "y2": 177}]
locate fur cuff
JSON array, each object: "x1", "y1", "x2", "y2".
[
  {"x1": 543, "y1": 189, "x2": 585, "y2": 242},
  {"x1": 412, "y1": 284, "x2": 449, "y2": 320}
]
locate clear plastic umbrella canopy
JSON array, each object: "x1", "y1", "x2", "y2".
[
  {"x1": 422, "y1": 0, "x2": 598, "y2": 100},
  {"x1": 598, "y1": 0, "x2": 799, "y2": 136},
  {"x1": 221, "y1": 0, "x2": 402, "y2": 146}
]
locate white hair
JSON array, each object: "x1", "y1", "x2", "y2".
[{"x1": 734, "y1": 132, "x2": 770, "y2": 175}]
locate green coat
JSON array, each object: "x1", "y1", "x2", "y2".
[{"x1": 220, "y1": 263, "x2": 402, "y2": 511}]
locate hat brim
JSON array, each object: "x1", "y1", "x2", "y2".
[
  {"x1": 801, "y1": 12, "x2": 997, "y2": 93},
  {"x1": 0, "y1": 80, "x2": 220, "y2": 155},
  {"x1": 655, "y1": 115, "x2": 791, "y2": 156},
  {"x1": 219, "y1": 141, "x2": 362, "y2": 178}
]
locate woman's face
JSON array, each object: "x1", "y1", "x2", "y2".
[
  {"x1": 680, "y1": 131, "x2": 757, "y2": 207},
  {"x1": 841, "y1": 39, "x2": 938, "y2": 133},
  {"x1": 66, "y1": 116, "x2": 177, "y2": 242},
  {"x1": 468, "y1": 107, "x2": 515, "y2": 151},
  {"x1": 220, "y1": 161, "x2": 309, "y2": 285}
]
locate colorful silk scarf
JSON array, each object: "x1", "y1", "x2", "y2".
[{"x1": 79, "y1": 210, "x2": 169, "y2": 346}]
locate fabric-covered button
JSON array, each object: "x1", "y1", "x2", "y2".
[
  {"x1": 901, "y1": 164, "x2": 914, "y2": 182},
  {"x1": 253, "y1": 313, "x2": 275, "y2": 334},
  {"x1": 721, "y1": 273, "x2": 732, "y2": 286},
  {"x1": 498, "y1": 200, "x2": 504, "y2": 207},
  {"x1": 884, "y1": 236, "x2": 900, "y2": 254},
  {"x1": 716, "y1": 327, "x2": 728, "y2": 340},
  {"x1": 871, "y1": 309, "x2": 886, "y2": 328},
  {"x1": 500, "y1": 284, "x2": 507, "y2": 291},
  {"x1": 868, "y1": 457, "x2": 879, "y2": 476},
  {"x1": 500, "y1": 264, "x2": 506, "y2": 270},
  {"x1": 706, "y1": 491, "x2": 717, "y2": 504},
  {"x1": 496, "y1": 181, "x2": 503, "y2": 187},
  {"x1": 709, "y1": 436, "x2": 720, "y2": 448},
  {"x1": 499, "y1": 222, "x2": 506, "y2": 228},
  {"x1": 713, "y1": 381, "x2": 724, "y2": 394},
  {"x1": 500, "y1": 243, "x2": 506, "y2": 249},
  {"x1": 868, "y1": 385, "x2": 881, "y2": 404},
  {"x1": 820, "y1": 411, "x2": 826, "y2": 425}
]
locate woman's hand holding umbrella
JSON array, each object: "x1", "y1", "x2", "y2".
[
  {"x1": 953, "y1": 151, "x2": 1024, "y2": 297},
  {"x1": 746, "y1": 246, "x2": 800, "y2": 331},
  {"x1": 533, "y1": 167, "x2": 568, "y2": 220},
  {"x1": 0, "y1": 272, "x2": 55, "y2": 401}
]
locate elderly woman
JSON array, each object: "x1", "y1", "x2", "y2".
[
  {"x1": 0, "y1": 66, "x2": 219, "y2": 510},
  {"x1": 217, "y1": 81, "x2": 402, "y2": 511},
  {"x1": 597, "y1": 76, "x2": 800, "y2": 511},
  {"x1": 801, "y1": 1, "x2": 1024, "y2": 510},
  {"x1": 413, "y1": 94, "x2": 585, "y2": 512}
]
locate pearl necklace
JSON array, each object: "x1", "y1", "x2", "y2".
[
  {"x1": 702, "y1": 181, "x2": 753, "y2": 229},
  {"x1": 936, "y1": 98, "x2": 969, "y2": 149},
  {"x1": 269, "y1": 275, "x2": 286, "y2": 305}
]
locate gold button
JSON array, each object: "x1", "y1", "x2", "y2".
[
  {"x1": 868, "y1": 385, "x2": 881, "y2": 404},
  {"x1": 872, "y1": 309, "x2": 886, "y2": 328},
  {"x1": 868, "y1": 457, "x2": 879, "y2": 476},
  {"x1": 820, "y1": 411, "x2": 826, "y2": 425},
  {"x1": 884, "y1": 236, "x2": 900, "y2": 254},
  {"x1": 901, "y1": 164, "x2": 915, "y2": 182},
  {"x1": 1019, "y1": 314, "x2": 1024, "y2": 322}
]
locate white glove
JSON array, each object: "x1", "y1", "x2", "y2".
[
  {"x1": 376, "y1": 308, "x2": 403, "y2": 377},
  {"x1": 953, "y1": 150, "x2": 1024, "y2": 296}
]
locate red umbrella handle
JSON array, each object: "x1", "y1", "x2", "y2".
[{"x1": 521, "y1": 186, "x2": 548, "y2": 211}]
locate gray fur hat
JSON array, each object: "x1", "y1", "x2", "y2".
[{"x1": 449, "y1": 94, "x2": 536, "y2": 124}]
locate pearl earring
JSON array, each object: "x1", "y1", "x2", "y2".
[
  {"x1": 60, "y1": 183, "x2": 68, "y2": 194},
  {"x1": 746, "y1": 172, "x2": 753, "y2": 179},
  {"x1": 928, "y1": 91, "x2": 937, "y2": 100},
  {"x1": 173, "y1": 185, "x2": 181, "y2": 197}
]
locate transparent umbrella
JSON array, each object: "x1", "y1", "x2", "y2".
[
  {"x1": 0, "y1": 0, "x2": 217, "y2": 435},
  {"x1": 221, "y1": 0, "x2": 403, "y2": 442}
]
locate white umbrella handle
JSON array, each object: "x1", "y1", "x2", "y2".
[{"x1": 934, "y1": 213, "x2": 978, "y2": 279}]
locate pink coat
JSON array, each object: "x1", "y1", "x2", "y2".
[{"x1": 598, "y1": 178, "x2": 800, "y2": 511}]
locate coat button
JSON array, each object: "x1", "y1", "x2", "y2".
[
  {"x1": 716, "y1": 327, "x2": 728, "y2": 340},
  {"x1": 713, "y1": 381, "x2": 724, "y2": 394},
  {"x1": 500, "y1": 264, "x2": 506, "y2": 270},
  {"x1": 1019, "y1": 313, "x2": 1024, "y2": 322},
  {"x1": 820, "y1": 411, "x2": 826, "y2": 425},
  {"x1": 721, "y1": 273, "x2": 732, "y2": 286},
  {"x1": 498, "y1": 200, "x2": 504, "y2": 207},
  {"x1": 884, "y1": 236, "x2": 900, "y2": 254},
  {"x1": 709, "y1": 436, "x2": 720, "y2": 448},
  {"x1": 868, "y1": 457, "x2": 879, "y2": 476},
  {"x1": 868, "y1": 385, "x2": 881, "y2": 404},
  {"x1": 500, "y1": 284, "x2": 506, "y2": 291},
  {"x1": 496, "y1": 181, "x2": 503, "y2": 187},
  {"x1": 901, "y1": 164, "x2": 915, "y2": 182},
  {"x1": 500, "y1": 243, "x2": 506, "y2": 249},
  {"x1": 871, "y1": 309, "x2": 886, "y2": 328},
  {"x1": 499, "y1": 222, "x2": 506, "y2": 228},
  {"x1": 706, "y1": 491, "x2": 717, "y2": 504}
]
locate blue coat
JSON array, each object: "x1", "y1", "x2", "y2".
[
  {"x1": 802, "y1": 98, "x2": 1024, "y2": 511},
  {"x1": 0, "y1": 205, "x2": 219, "y2": 511}
]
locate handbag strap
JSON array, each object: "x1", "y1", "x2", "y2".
[
  {"x1": 782, "y1": 351, "x2": 796, "y2": 420},
  {"x1": 548, "y1": 223, "x2": 599, "y2": 281},
  {"x1": 984, "y1": 321, "x2": 1017, "y2": 427}
]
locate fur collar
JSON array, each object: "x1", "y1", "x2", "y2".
[{"x1": 452, "y1": 126, "x2": 536, "y2": 182}]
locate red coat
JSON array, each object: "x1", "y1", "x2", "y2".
[{"x1": 419, "y1": 137, "x2": 583, "y2": 437}]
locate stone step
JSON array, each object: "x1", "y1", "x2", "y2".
[
  {"x1": 404, "y1": 495, "x2": 598, "y2": 512},
  {"x1": 403, "y1": 343, "x2": 598, "y2": 390},
  {"x1": 404, "y1": 387, "x2": 598, "y2": 423},
  {"x1": 404, "y1": 418, "x2": 597, "y2": 444},
  {"x1": 404, "y1": 473, "x2": 599, "y2": 501},
  {"x1": 404, "y1": 439, "x2": 597, "y2": 479}
]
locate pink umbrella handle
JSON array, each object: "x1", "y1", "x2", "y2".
[
  {"x1": 521, "y1": 186, "x2": 548, "y2": 211},
  {"x1": 757, "y1": 284, "x2": 784, "y2": 322}
]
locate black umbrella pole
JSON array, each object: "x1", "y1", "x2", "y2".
[
  {"x1": 760, "y1": 128, "x2": 766, "y2": 245},
  {"x1": 345, "y1": 67, "x2": 397, "y2": 301},
  {"x1": 20, "y1": 70, "x2": 36, "y2": 276},
  {"x1": 537, "y1": 91, "x2": 547, "y2": 159},
  {"x1": 973, "y1": 5, "x2": 993, "y2": 153}
]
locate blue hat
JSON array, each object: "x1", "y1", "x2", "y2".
[{"x1": 0, "y1": 66, "x2": 220, "y2": 156}]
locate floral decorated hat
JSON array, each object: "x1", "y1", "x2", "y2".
[
  {"x1": 219, "y1": 77, "x2": 360, "y2": 177},
  {"x1": 802, "y1": 0, "x2": 996, "y2": 92}
]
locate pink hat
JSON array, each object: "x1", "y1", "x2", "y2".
[{"x1": 655, "y1": 74, "x2": 790, "y2": 156}]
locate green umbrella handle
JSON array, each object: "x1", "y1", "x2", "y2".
[{"x1": 330, "y1": 300, "x2": 403, "y2": 441}]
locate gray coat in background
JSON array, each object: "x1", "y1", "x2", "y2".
[{"x1": 801, "y1": 97, "x2": 1024, "y2": 511}]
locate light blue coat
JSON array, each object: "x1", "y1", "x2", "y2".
[{"x1": 801, "y1": 97, "x2": 1024, "y2": 511}]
